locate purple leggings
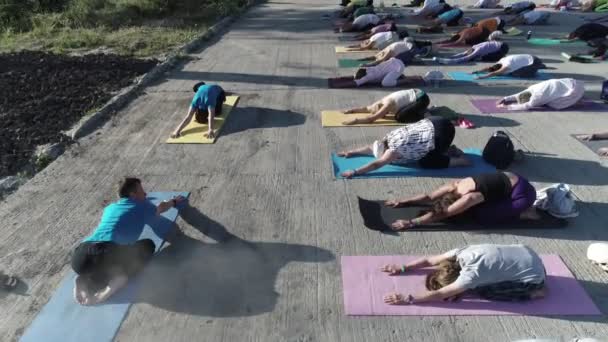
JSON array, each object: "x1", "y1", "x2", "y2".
[{"x1": 473, "y1": 175, "x2": 536, "y2": 225}]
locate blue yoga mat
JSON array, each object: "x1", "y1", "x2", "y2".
[
  {"x1": 332, "y1": 148, "x2": 495, "y2": 179},
  {"x1": 447, "y1": 71, "x2": 551, "y2": 82},
  {"x1": 20, "y1": 191, "x2": 189, "y2": 342}
]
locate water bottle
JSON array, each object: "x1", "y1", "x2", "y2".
[{"x1": 526, "y1": 30, "x2": 532, "y2": 40}]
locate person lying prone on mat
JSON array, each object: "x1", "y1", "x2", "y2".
[
  {"x1": 341, "y1": 89, "x2": 430, "y2": 125},
  {"x1": 472, "y1": 0, "x2": 501, "y2": 8},
  {"x1": 433, "y1": 37, "x2": 508, "y2": 65},
  {"x1": 471, "y1": 54, "x2": 546, "y2": 79},
  {"x1": 414, "y1": 0, "x2": 451, "y2": 19},
  {"x1": 361, "y1": 38, "x2": 433, "y2": 66},
  {"x1": 497, "y1": 1, "x2": 536, "y2": 15},
  {"x1": 417, "y1": 7, "x2": 465, "y2": 33},
  {"x1": 563, "y1": 23, "x2": 608, "y2": 42},
  {"x1": 340, "y1": 0, "x2": 373, "y2": 18},
  {"x1": 338, "y1": 116, "x2": 471, "y2": 178},
  {"x1": 435, "y1": 17, "x2": 505, "y2": 47},
  {"x1": 381, "y1": 244, "x2": 546, "y2": 305},
  {"x1": 352, "y1": 57, "x2": 410, "y2": 87},
  {"x1": 353, "y1": 22, "x2": 398, "y2": 40},
  {"x1": 506, "y1": 10, "x2": 550, "y2": 26},
  {"x1": 496, "y1": 78, "x2": 585, "y2": 111},
  {"x1": 576, "y1": 131, "x2": 608, "y2": 157},
  {"x1": 340, "y1": 13, "x2": 381, "y2": 32},
  {"x1": 384, "y1": 171, "x2": 541, "y2": 230},
  {"x1": 171, "y1": 82, "x2": 226, "y2": 140},
  {"x1": 347, "y1": 30, "x2": 409, "y2": 51},
  {"x1": 71, "y1": 177, "x2": 186, "y2": 306}
]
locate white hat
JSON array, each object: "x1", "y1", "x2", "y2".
[
  {"x1": 587, "y1": 243, "x2": 608, "y2": 271},
  {"x1": 373, "y1": 140, "x2": 386, "y2": 158},
  {"x1": 489, "y1": 31, "x2": 503, "y2": 41}
]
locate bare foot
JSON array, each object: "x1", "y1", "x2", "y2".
[
  {"x1": 74, "y1": 275, "x2": 92, "y2": 305},
  {"x1": 520, "y1": 207, "x2": 542, "y2": 221}
]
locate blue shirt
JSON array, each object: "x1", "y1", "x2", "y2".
[
  {"x1": 191, "y1": 84, "x2": 222, "y2": 111},
  {"x1": 84, "y1": 198, "x2": 157, "y2": 244}
]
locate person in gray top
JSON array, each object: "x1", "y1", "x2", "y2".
[{"x1": 381, "y1": 244, "x2": 546, "y2": 305}]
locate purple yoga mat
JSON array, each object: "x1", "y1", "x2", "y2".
[
  {"x1": 470, "y1": 98, "x2": 608, "y2": 114},
  {"x1": 341, "y1": 255, "x2": 601, "y2": 316}
]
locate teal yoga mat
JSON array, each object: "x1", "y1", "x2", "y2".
[
  {"x1": 447, "y1": 71, "x2": 551, "y2": 82},
  {"x1": 338, "y1": 58, "x2": 372, "y2": 68},
  {"x1": 527, "y1": 38, "x2": 585, "y2": 46},
  {"x1": 20, "y1": 191, "x2": 189, "y2": 342},
  {"x1": 332, "y1": 148, "x2": 495, "y2": 179}
]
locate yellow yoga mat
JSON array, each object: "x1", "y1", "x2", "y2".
[
  {"x1": 335, "y1": 46, "x2": 376, "y2": 54},
  {"x1": 321, "y1": 110, "x2": 403, "y2": 127},
  {"x1": 166, "y1": 96, "x2": 239, "y2": 144}
]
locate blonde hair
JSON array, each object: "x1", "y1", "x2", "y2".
[
  {"x1": 517, "y1": 91, "x2": 532, "y2": 104},
  {"x1": 431, "y1": 192, "x2": 460, "y2": 215},
  {"x1": 425, "y1": 258, "x2": 461, "y2": 291}
]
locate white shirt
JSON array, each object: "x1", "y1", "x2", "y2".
[
  {"x1": 523, "y1": 10, "x2": 548, "y2": 23},
  {"x1": 498, "y1": 54, "x2": 534, "y2": 73},
  {"x1": 474, "y1": 0, "x2": 501, "y2": 8},
  {"x1": 355, "y1": 57, "x2": 405, "y2": 86},
  {"x1": 385, "y1": 118, "x2": 435, "y2": 164},
  {"x1": 414, "y1": 0, "x2": 444, "y2": 16},
  {"x1": 353, "y1": 14, "x2": 380, "y2": 29},
  {"x1": 370, "y1": 32, "x2": 398, "y2": 49},
  {"x1": 385, "y1": 89, "x2": 420, "y2": 109},
  {"x1": 505, "y1": 78, "x2": 585, "y2": 110},
  {"x1": 385, "y1": 41, "x2": 414, "y2": 56}
]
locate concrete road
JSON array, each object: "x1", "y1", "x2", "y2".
[{"x1": 1, "y1": 1, "x2": 608, "y2": 341}]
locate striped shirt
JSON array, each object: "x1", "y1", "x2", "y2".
[
  {"x1": 355, "y1": 57, "x2": 405, "y2": 86},
  {"x1": 505, "y1": 78, "x2": 585, "y2": 110},
  {"x1": 385, "y1": 118, "x2": 435, "y2": 165}
]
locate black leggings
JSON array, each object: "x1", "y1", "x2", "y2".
[
  {"x1": 71, "y1": 240, "x2": 155, "y2": 289},
  {"x1": 395, "y1": 93, "x2": 430, "y2": 123},
  {"x1": 418, "y1": 116, "x2": 455, "y2": 169},
  {"x1": 509, "y1": 57, "x2": 543, "y2": 77}
]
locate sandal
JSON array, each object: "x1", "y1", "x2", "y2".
[{"x1": 1, "y1": 273, "x2": 18, "y2": 291}]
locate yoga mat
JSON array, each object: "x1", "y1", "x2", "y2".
[
  {"x1": 341, "y1": 255, "x2": 602, "y2": 315},
  {"x1": 332, "y1": 148, "x2": 495, "y2": 179},
  {"x1": 572, "y1": 134, "x2": 608, "y2": 157},
  {"x1": 527, "y1": 38, "x2": 585, "y2": 46},
  {"x1": 357, "y1": 197, "x2": 568, "y2": 232},
  {"x1": 328, "y1": 75, "x2": 425, "y2": 89},
  {"x1": 166, "y1": 96, "x2": 239, "y2": 144},
  {"x1": 562, "y1": 53, "x2": 608, "y2": 63},
  {"x1": 338, "y1": 58, "x2": 373, "y2": 68},
  {"x1": 447, "y1": 71, "x2": 551, "y2": 82},
  {"x1": 322, "y1": 110, "x2": 403, "y2": 127},
  {"x1": 470, "y1": 98, "x2": 608, "y2": 114},
  {"x1": 505, "y1": 27, "x2": 523, "y2": 36},
  {"x1": 335, "y1": 46, "x2": 377, "y2": 53},
  {"x1": 20, "y1": 191, "x2": 190, "y2": 342},
  {"x1": 428, "y1": 106, "x2": 460, "y2": 120}
]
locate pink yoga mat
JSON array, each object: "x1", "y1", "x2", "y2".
[
  {"x1": 341, "y1": 255, "x2": 601, "y2": 316},
  {"x1": 470, "y1": 98, "x2": 608, "y2": 114}
]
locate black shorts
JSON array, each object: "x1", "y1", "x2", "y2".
[
  {"x1": 509, "y1": 57, "x2": 544, "y2": 78},
  {"x1": 395, "y1": 93, "x2": 430, "y2": 123},
  {"x1": 418, "y1": 116, "x2": 455, "y2": 169}
]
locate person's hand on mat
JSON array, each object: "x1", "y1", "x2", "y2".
[
  {"x1": 204, "y1": 129, "x2": 216, "y2": 139},
  {"x1": 385, "y1": 199, "x2": 407, "y2": 208},
  {"x1": 578, "y1": 134, "x2": 595, "y2": 141},
  {"x1": 170, "y1": 131, "x2": 182, "y2": 139},
  {"x1": 383, "y1": 292, "x2": 410, "y2": 305},
  {"x1": 391, "y1": 219, "x2": 414, "y2": 230},
  {"x1": 496, "y1": 98, "x2": 507, "y2": 106},
  {"x1": 342, "y1": 118, "x2": 359, "y2": 125},
  {"x1": 337, "y1": 151, "x2": 352, "y2": 158},
  {"x1": 598, "y1": 147, "x2": 608, "y2": 157},
  {"x1": 341, "y1": 170, "x2": 356, "y2": 178},
  {"x1": 381, "y1": 264, "x2": 404, "y2": 275}
]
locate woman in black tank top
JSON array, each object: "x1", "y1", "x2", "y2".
[{"x1": 385, "y1": 171, "x2": 540, "y2": 230}]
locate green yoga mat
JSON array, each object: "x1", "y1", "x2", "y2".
[
  {"x1": 338, "y1": 58, "x2": 372, "y2": 68},
  {"x1": 527, "y1": 38, "x2": 585, "y2": 46}
]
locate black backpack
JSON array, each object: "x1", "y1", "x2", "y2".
[{"x1": 482, "y1": 131, "x2": 515, "y2": 169}]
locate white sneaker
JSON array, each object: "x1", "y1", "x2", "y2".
[{"x1": 561, "y1": 52, "x2": 572, "y2": 60}]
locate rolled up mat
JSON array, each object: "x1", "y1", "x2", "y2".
[
  {"x1": 335, "y1": 46, "x2": 377, "y2": 53},
  {"x1": 322, "y1": 110, "x2": 403, "y2": 127},
  {"x1": 166, "y1": 96, "x2": 239, "y2": 144},
  {"x1": 470, "y1": 98, "x2": 608, "y2": 114},
  {"x1": 332, "y1": 148, "x2": 495, "y2": 179},
  {"x1": 338, "y1": 58, "x2": 374, "y2": 68},
  {"x1": 527, "y1": 38, "x2": 585, "y2": 46},
  {"x1": 341, "y1": 255, "x2": 601, "y2": 315},
  {"x1": 19, "y1": 192, "x2": 190, "y2": 342},
  {"x1": 328, "y1": 75, "x2": 425, "y2": 88},
  {"x1": 447, "y1": 71, "x2": 551, "y2": 82},
  {"x1": 357, "y1": 196, "x2": 568, "y2": 232},
  {"x1": 571, "y1": 134, "x2": 608, "y2": 157}
]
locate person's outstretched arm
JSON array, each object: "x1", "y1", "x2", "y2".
[
  {"x1": 171, "y1": 107, "x2": 196, "y2": 138},
  {"x1": 386, "y1": 182, "x2": 457, "y2": 207},
  {"x1": 343, "y1": 102, "x2": 391, "y2": 125},
  {"x1": 580, "y1": 132, "x2": 608, "y2": 140},
  {"x1": 380, "y1": 251, "x2": 459, "y2": 275},
  {"x1": 383, "y1": 282, "x2": 466, "y2": 305},
  {"x1": 205, "y1": 107, "x2": 217, "y2": 139},
  {"x1": 475, "y1": 65, "x2": 508, "y2": 79},
  {"x1": 340, "y1": 149, "x2": 398, "y2": 178}
]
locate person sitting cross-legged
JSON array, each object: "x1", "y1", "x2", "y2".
[{"x1": 71, "y1": 177, "x2": 186, "y2": 306}]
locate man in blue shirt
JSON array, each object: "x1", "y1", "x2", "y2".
[
  {"x1": 71, "y1": 177, "x2": 185, "y2": 305},
  {"x1": 171, "y1": 82, "x2": 226, "y2": 140}
]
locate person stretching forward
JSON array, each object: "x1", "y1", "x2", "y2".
[
  {"x1": 341, "y1": 89, "x2": 431, "y2": 125},
  {"x1": 497, "y1": 78, "x2": 585, "y2": 111}
]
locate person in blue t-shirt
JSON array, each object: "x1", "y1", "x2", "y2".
[
  {"x1": 171, "y1": 82, "x2": 226, "y2": 140},
  {"x1": 71, "y1": 177, "x2": 185, "y2": 306}
]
